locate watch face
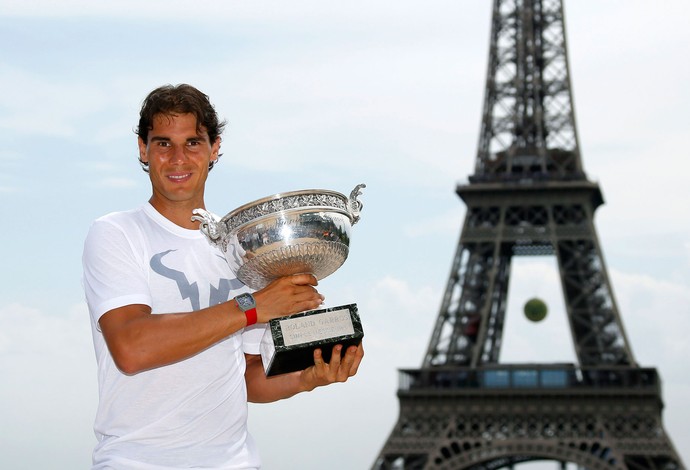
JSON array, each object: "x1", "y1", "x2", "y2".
[{"x1": 236, "y1": 293, "x2": 256, "y2": 311}]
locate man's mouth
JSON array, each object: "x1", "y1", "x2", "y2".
[{"x1": 168, "y1": 173, "x2": 192, "y2": 181}]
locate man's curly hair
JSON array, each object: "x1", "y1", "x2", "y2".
[{"x1": 136, "y1": 84, "x2": 227, "y2": 172}]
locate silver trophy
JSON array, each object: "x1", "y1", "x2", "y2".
[{"x1": 192, "y1": 184, "x2": 365, "y2": 375}]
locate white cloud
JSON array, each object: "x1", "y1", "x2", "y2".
[
  {"x1": 612, "y1": 269, "x2": 690, "y2": 372},
  {"x1": 0, "y1": 302, "x2": 97, "y2": 469}
]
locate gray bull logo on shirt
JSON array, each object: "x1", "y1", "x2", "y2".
[{"x1": 150, "y1": 250, "x2": 244, "y2": 311}]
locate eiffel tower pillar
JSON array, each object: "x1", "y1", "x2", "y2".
[{"x1": 371, "y1": 1, "x2": 684, "y2": 469}]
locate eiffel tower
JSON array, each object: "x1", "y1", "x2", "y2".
[{"x1": 372, "y1": 1, "x2": 684, "y2": 469}]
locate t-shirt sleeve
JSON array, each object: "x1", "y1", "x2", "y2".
[
  {"x1": 241, "y1": 323, "x2": 267, "y2": 355},
  {"x1": 82, "y1": 218, "x2": 152, "y2": 328}
]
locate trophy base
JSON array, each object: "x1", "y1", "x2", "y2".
[{"x1": 260, "y1": 303, "x2": 363, "y2": 376}]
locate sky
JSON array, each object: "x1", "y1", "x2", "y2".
[{"x1": 0, "y1": 1, "x2": 689, "y2": 469}]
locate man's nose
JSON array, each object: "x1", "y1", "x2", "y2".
[{"x1": 169, "y1": 144, "x2": 188, "y2": 164}]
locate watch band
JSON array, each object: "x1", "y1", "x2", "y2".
[
  {"x1": 244, "y1": 307, "x2": 257, "y2": 326},
  {"x1": 234, "y1": 293, "x2": 258, "y2": 326}
]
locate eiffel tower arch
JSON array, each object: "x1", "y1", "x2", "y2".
[{"x1": 371, "y1": 1, "x2": 684, "y2": 469}]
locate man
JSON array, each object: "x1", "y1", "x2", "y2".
[{"x1": 82, "y1": 84, "x2": 364, "y2": 469}]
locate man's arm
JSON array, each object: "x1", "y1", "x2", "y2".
[
  {"x1": 99, "y1": 274, "x2": 324, "y2": 374},
  {"x1": 244, "y1": 343, "x2": 365, "y2": 403},
  {"x1": 99, "y1": 301, "x2": 243, "y2": 374}
]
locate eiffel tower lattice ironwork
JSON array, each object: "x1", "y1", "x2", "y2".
[{"x1": 371, "y1": 1, "x2": 684, "y2": 469}]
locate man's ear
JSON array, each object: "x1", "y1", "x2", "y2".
[
  {"x1": 211, "y1": 137, "x2": 221, "y2": 162},
  {"x1": 137, "y1": 137, "x2": 148, "y2": 163}
]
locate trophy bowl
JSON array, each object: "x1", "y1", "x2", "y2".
[{"x1": 192, "y1": 184, "x2": 365, "y2": 290}]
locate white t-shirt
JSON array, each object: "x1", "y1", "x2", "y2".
[{"x1": 82, "y1": 203, "x2": 264, "y2": 470}]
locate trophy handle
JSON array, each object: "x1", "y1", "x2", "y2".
[
  {"x1": 191, "y1": 208, "x2": 226, "y2": 245},
  {"x1": 348, "y1": 183, "x2": 366, "y2": 225}
]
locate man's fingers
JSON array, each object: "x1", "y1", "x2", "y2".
[
  {"x1": 348, "y1": 344, "x2": 364, "y2": 376},
  {"x1": 328, "y1": 345, "x2": 343, "y2": 368},
  {"x1": 289, "y1": 273, "x2": 318, "y2": 286},
  {"x1": 335, "y1": 345, "x2": 362, "y2": 381},
  {"x1": 306, "y1": 343, "x2": 363, "y2": 389},
  {"x1": 313, "y1": 348, "x2": 326, "y2": 367}
]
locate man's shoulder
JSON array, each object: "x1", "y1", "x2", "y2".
[
  {"x1": 90, "y1": 205, "x2": 160, "y2": 235},
  {"x1": 86, "y1": 205, "x2": 151, "y2": 245},
  {"x1": 94, "y1": 205, "x2": 147, "y2": 225}
]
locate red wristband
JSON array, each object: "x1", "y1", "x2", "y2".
[{"x1": 244, "y1": 308, "x2": 257, "y2": 326}]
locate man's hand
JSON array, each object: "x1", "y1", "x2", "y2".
[
  {"x1": 299, "y1": 342, "x2": 365, "y2": 392},
  {"x1": 253, "y1": 274, "x2": 325, "y2": 323},
  {"x1": 244, "y1": 342, "x2": 364, "y2": 403}
]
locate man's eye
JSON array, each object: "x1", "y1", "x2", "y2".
[
  {"x1": 157, "y1": 141, "x2": 171, "y2": 147},
  {"x1": 187, "y1": 141, "x2": 203, "y2": 151}
]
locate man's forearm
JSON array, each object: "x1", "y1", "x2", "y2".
[
  {"x1": 100, "y1": 301, "x2": 248, "y2": 374},
  {"x1": 244, "y1": 354, "x2": 309, "y2": 403}
]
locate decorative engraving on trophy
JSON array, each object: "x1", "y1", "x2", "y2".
[{"x1": 225, "y1": 192, "x2": 351, "y2": 233}]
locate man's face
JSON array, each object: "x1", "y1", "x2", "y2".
[{"x1": 138, "y1": 113, "x2": 220, "y2": 210}]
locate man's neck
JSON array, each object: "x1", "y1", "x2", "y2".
[{"x1": 149, "y1": 197, "x2": 204, "y2": 230}]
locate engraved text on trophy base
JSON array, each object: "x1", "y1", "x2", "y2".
[{"x1": 279, "y1": 307, "x2": 355, "y2": 346}]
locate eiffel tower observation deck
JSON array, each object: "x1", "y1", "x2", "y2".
[{"x1": 371, "y1": 1, "x2": 685, "y2": 469}]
